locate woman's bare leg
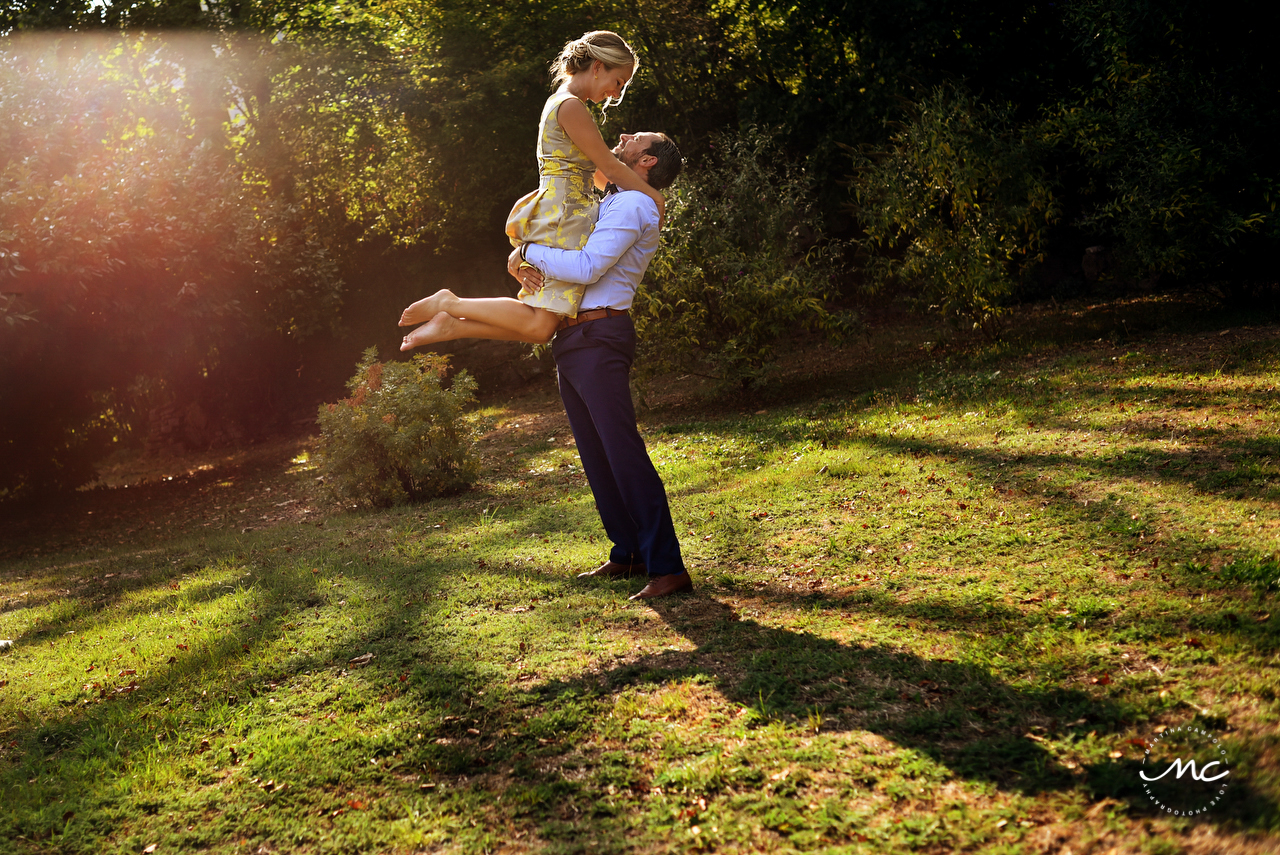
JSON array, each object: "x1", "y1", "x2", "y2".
[
  {"x1": 401, "y1": 312, "x2": 557, "y2": 351},
  {"x1": 400, "y1": 290, "x2": 560, "y2": 341}
]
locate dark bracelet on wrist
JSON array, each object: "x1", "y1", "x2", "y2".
[{"x1": 519, "y1": 243, "x2": 528, "y2": 262}]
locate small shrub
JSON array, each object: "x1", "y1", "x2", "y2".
[
  {"x1": 317, "y1": 348, "x2": 478, "y2": 507},
  {"x1": 633, "y1": 128, "x2": 852, "y2": 389}
]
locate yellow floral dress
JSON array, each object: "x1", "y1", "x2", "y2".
[{"x1": 505, "y1": 90, "x2": 598, "y2": 318}]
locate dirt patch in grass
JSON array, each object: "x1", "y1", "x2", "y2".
[{"x1": 0, "y1": 436, "x2": 325, "y2": 562}]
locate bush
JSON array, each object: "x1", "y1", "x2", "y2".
[
  {"x1": 633, "y1": 128, "x2": 851, "y2": 389},
  {"x1": 853, "y1": 86, "x2": 1058, "y2": 334},
  {"x1": 317, "y1": 348, "x2": 479, "y2": 507}
]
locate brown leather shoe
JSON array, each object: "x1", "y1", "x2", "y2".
[
  {"x1": 629, "y1": 571, "x2": 694, "y2": 600},
  {"x1": 578, "y1": 560, "x2": 647, "y2": 579}
]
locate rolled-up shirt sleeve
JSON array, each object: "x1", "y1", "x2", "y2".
[{"x1": 525, "y1": 196, "x2": 658, "y2": 285}]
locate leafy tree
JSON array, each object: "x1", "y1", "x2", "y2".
[
  {"x1": 849, "y1": 0, "x2": 1279, "y2": 325},
  {"x1": 708, "y1": 0, "x2": 1082, "y2": 217},
  {"x1": 1046, "y1": 0, "x2": 1280, "y2": 284},
  {"x1": 0, "y1": 35, "x2": 342, "y2": 501}
]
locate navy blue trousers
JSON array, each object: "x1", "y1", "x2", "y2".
[{"x1": 552, "y1": 315, "x2": 685, "y2": 577}]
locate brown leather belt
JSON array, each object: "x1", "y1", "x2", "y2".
[{"x1": 556, "y1": 307, "x2": 628, "y2": 332}]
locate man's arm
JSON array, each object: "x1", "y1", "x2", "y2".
[{"x1": 524, "y1": 195, "x2": 658, "y2": 285}]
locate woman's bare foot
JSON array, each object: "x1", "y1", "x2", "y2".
[
  {"x1": 400, "y1": 312, "x2": 457, "y2": 351},
  {"x1": 399, "y1": 290, "x2": 456, "y2": 327}
]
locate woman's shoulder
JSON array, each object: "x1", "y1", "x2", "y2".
[
  {"x1": 542, "y1": 90, "x2": 586, "y2": 132},
  {"x1": 544, "y1": 89, "x2": 584, "y2": 110}
]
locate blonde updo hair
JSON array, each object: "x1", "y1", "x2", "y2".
[{"x1": 551, "y1": 30, "x2": 638, "y2": 113}]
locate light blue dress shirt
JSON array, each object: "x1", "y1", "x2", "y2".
[{"x1": 524, "y1": 190, "x2": 660, "y2": 311}]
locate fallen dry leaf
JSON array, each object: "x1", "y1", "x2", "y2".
[{"x1": 348, "y1": 653, "x2": 375, "y2": 667}]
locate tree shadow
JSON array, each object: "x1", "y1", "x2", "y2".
[
  {"x1": 3, "y1": 529, "x2": 1276, "y2": 851},
  {"x1": 515, "y1": 591, "x2": 1277, "y2": 837},
  {"x1": 574, "y1": 594, "x2": 1103, "y2": 791}
]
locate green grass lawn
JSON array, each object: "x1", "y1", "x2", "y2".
[{"x1": 2, "y1": 309, "x2": 1278, "y2": 854}]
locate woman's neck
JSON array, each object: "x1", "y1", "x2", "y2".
[{"x1": 564, "y1": 75, "x2": 591, "y2": 103}]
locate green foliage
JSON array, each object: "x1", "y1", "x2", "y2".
[
  {"x1": 317, "y1": 348, "x2": 478, "y2": 508},
  {"x1": 712, "y1": 0, "x2": 1082, "y2": 215},
  {"x1": 854, "y1": 86, "x2": 1059, "y2": 333},
  {"x1": 0, "y1": 36, "x2": 344, "y2": 502},
  {"x1": 220, "y1": 0, "x2": 601, "y2": 248},
  {"x1": 633, "y1": 128, "x2": 850, "y2": 387},
  {"x1": 1045, "y1": 0, "x2": 1280, "y2": 283}
]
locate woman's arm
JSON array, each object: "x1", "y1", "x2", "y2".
[{"x1": 558, "y1": 98, "x2": 665, "y2": 221}]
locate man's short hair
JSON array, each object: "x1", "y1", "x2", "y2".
[{"x1": 644, "y1": 134, "x2": 683, "y2": 190}]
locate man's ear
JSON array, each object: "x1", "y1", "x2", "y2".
[{"x1": 637, "y1": 153, "x2": 658, "y2": 170}]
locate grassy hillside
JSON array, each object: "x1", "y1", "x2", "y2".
[{"x1": 1, "y1": 299, "x2": 1278, "y2": 854}]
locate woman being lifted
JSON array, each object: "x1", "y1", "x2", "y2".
[{"x1": 399, "y1": 31, "x2": 663, "y2": 349}]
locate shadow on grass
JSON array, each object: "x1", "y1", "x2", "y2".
[
  {"x1": 0, "y1": 547, "x2": 498, "y2": 848},
  {"x1": 3, "y1": 524, "x2": 1277, "y2": 851},
  {"x1": 511, "y1": 590, "x2": 1278, "y2": 839},
  {"x1": 842, "y1": 428, "x2": 1280, "y2": 578}
]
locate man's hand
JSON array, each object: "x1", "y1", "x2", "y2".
[{"x1": 507, "y1": 245, "x2": 545, "y2": 292}]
